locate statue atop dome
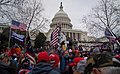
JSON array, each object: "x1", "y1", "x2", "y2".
[{"x1": 60, "y1": 2, "x2": 63, "y2": 10}]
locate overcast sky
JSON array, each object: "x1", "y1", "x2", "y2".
[{"x1": 42, "y1": 0, "x2": 99, "y2": 32}]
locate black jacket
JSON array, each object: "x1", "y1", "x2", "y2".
[
  {"x1": 29, "y1": 62, "x2": 60, "y2": 74},
  {"x1": 0, "y1": 62, "x2": 12, "y2": 74}
]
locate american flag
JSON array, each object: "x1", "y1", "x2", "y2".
[
  {"x1": 104, "y1": 27, "x2": 120, "y2": 44},
  {"x1": 50, "y1": 26, "x2": 60, "y2": 46},
  {"x1": 105, "y1": 28, "x2": 113, "y2": 38},
  {"x1": 11, "y1": 20, "x2": 27, "y2": 31}
]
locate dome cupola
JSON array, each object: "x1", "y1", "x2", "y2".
[{"x1": 50, "y1": 2, "x2": 73, "y2": 29}]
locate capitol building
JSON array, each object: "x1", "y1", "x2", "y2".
[{"x1": 45, "y1": 2, "x2": 95, "y2": 43}]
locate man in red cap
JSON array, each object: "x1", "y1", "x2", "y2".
[
  {"x1": 49, "y1": 53, "x2": 61, "y2": 73},
  {"x1": 29, "y1": 51, "x2": 60, "y2": 74}
]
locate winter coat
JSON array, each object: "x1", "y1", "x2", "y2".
[
  {"x1": 29, "y1": 62, "x2": 60, "y2": 74},
  {"x1": 0, "y1": 61, "x2": 12, "y2": 74},
  {"x1": 60, "y1": 57, "x2": 66, "y2": 72}
]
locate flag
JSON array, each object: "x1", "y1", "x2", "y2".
[
  {"x1": 60, "y1": 32, "x2": 66, "y2": 43},
  {"x1": 11, "y1": 31, "x2": 25, "y2": 42},
  {"x1": 11, "y1": 20, "x2": 27, "y2": 31},
  {"x1": 105, "y1": 28, "x2": 113, "y2": 38},
  {"x1": 50, "y1": 27, "x2": 60, "y2": 46},
  {"x1": 105, "y1": 27, "x2": 117, "y2": 43},
  {"x1": 25, "y1": 53, "x2": 36, "y2": 65}
]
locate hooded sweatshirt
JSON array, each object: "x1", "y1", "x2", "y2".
[{"x1": 29, "y1": 62, "x2": 60, "y2": 74}]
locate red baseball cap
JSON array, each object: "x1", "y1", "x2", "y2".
[
  {"x1": 49, "y1": 54, "x2": 60, "y2": 67},
  {"x1": 37, "y1": 51, "x2": 49, "y2": 63}
]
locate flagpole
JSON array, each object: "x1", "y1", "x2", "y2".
[
  {"x1": 25, "y1": 23, "x2": 31, "y2": 52},
  {"x1": 58, "y1": 22, "x2": 61, "y2": 52},
  {"x1": 24, "y1": 30, "x2": 28, "y2": 52},
  {"x1": 8, "y1": 27, "x2": 11, "y2": 47}
]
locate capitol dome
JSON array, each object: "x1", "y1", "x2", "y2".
[
  {"x1": 54, "y1": 8, "x2": 68, "y2": 18},
  {"x1": 50, "y1": 2, "x2": 73, "y2": 29}
]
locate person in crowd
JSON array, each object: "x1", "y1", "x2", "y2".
[
  {"x1": 11, "y1": 53, "x2": 18, "y2": 67},
  {"x1": 49, "y1": 53, "x2": 61, "y2": 73},
  {"x1": 18, "y1": 52, "x2": 25, "y2": 70},
  {"x1": 84, "y1": 53, "x2": 120, "y2": 74},
  {"x1": 60, "y1": 50, "x2": 69, "y2": 74},
  {"x1": 19, "y1": 58, "x2": 31, "y2": 74},
  {"x1": 0, "y1": 53, "x2": 16, "y2": 74},
  {"x1": 114, "y1": 54, "x2": 120, "y2": 61},
  {"x1": 0, "y1": 53, "x2": 10, "y2": 65},
  {"x1": 10, "y1": 53, "x2": 18, "y2": 74},
  {"x1": 90, "y1": 47, "x2": 100, "y2": 56},
  {"x1": 73, "y1": 59, "x2": 86, "y2": 74},
  {"x1": 69, "y1": 55, "x2": 84, "y2": 74},
  {"x1": 29, "y1": 51, "x2": 60, "y2": 74}
]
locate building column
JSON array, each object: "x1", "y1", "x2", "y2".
[
  {"x1": 72, "y1": 32, "x2": 73, "y2": 40},
  {"x1": 70, "y1": 32, "x2": 72, "y2": 39},
  {"x1": 75, "y1": 33, "x2": 77, "y2": 41},
  {"x1": 73, "y1": 33, "x2": 75, "y2": 40},
  {"x1": 68, "y1": 32, "x2": 70, "y2": 38},
  {"x1": 78, "y1": 33, "x2": 80, "y2": 41}
]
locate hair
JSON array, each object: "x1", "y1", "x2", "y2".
[{"x1": 99, "y1": 67, "x2": 120, "y2": 74}]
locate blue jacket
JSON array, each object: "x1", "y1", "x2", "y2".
[{"x1": 29, "y1": 62, "x2": 60, "y2": 74}]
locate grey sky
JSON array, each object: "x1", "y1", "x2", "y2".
[{"x1": 42, "y1": 0, "x2": 99, "y2": 32}]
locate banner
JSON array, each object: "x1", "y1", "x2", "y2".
[
  {"x1": 60, "y1": 32, "x2": 66, "y2": 43},
  {"x1": 11, "y1": 31, "x2": 25, "y2": 42}
]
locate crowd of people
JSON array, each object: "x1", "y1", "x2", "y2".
[{"x1": 0, "y1": 44, "x2": 120, "y2": 74}]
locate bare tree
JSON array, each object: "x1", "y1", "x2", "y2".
[
  {"x1": 0, "y1": 0, "x2": 24, "y2": 23},
  {"x1": 16, "y1": 0, "x2": 48, "y2": 31},
  {"x1": 83, "y1": 0, "x2": 120, "y2": 37},
  {"x1": 0, "y1": 0, "x2": 49, "y2": 32}
]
